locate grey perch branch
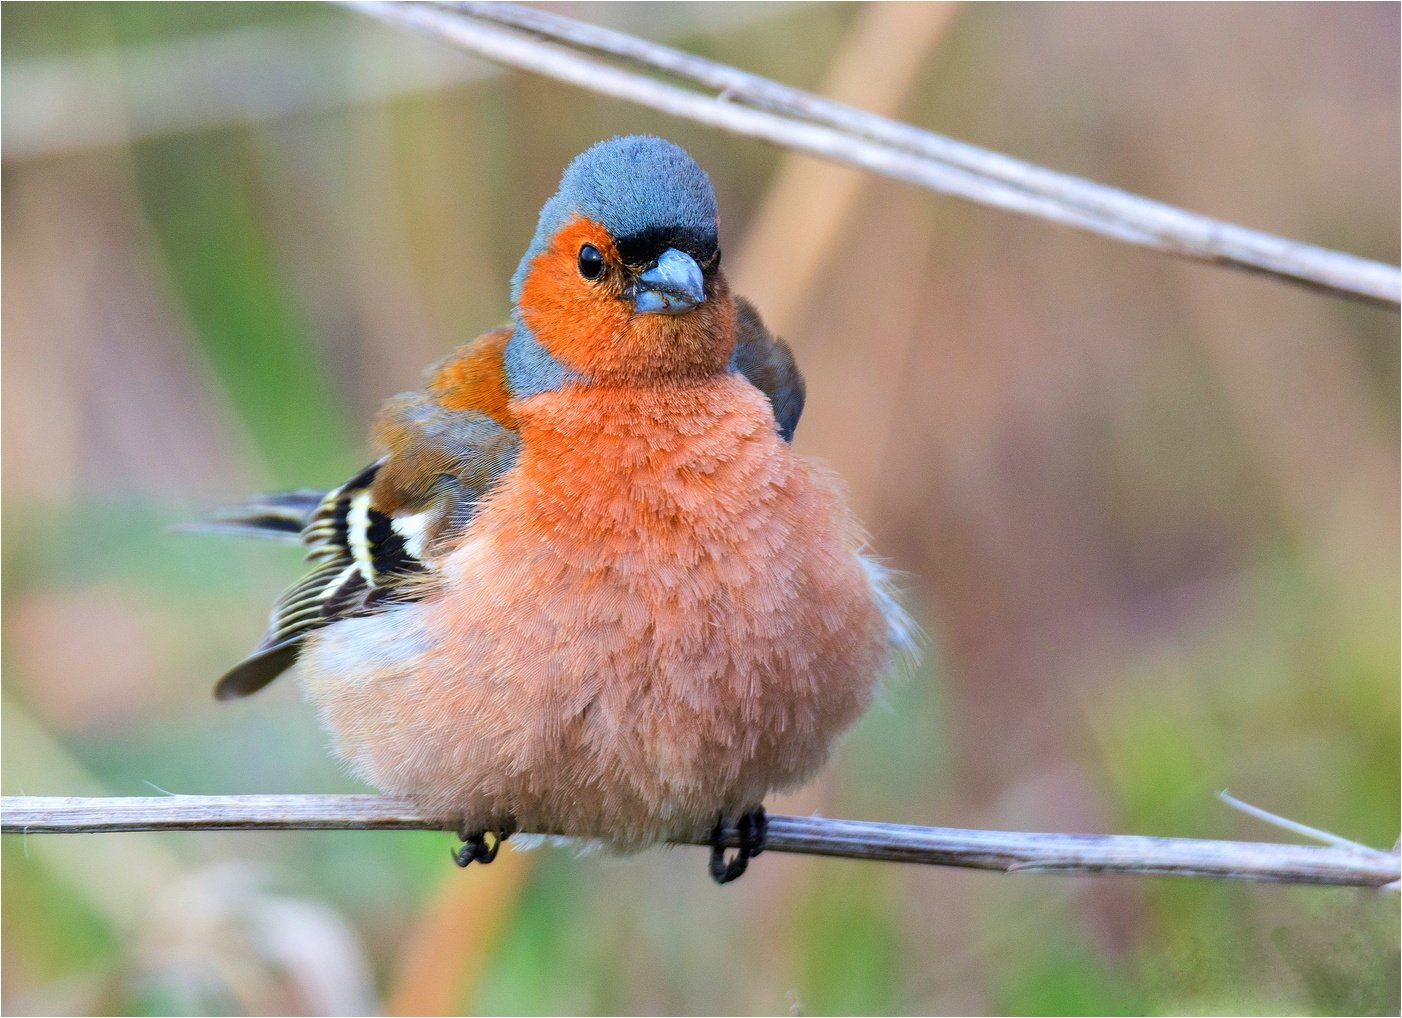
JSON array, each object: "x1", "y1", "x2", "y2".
[
  {"x1": 341, "y1": 0, "x2": 1400, "y2": 309},
  {"x1": 3, "y1": 795, "x2": 1396, "y2": 888}
]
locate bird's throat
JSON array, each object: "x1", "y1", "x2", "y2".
[{"x1": 508, "y1": 374, "x2": 785, "y2": 536}]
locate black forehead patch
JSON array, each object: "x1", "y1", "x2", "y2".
[{"x1": 614, "y1": 226, "x2": 719, "y2": 268}]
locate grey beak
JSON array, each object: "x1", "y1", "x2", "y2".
[{"x1": 632, "y1": 248, "x2": 705, "y2": 315}]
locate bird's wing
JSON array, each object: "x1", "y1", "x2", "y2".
[
  {"x1": 213, "y1": 329, "x2": 521, "y2": 700},
  {"x1": 730, "y1": 296, "x2": 805, "y2": 442}
]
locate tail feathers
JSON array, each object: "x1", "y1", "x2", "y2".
[
  {"x1": 183, "y1": 489, "x2": 328, "y2": 543},
  {"x1": 214, "y1": 641, "x2": 300, "y2": 700}
]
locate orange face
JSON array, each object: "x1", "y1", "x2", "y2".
[{"x1": 516, "y1": 215, "x2": 735, "y2": 385}]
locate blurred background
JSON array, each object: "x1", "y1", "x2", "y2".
[{"x1": 3, "y1": 2, "x2": 1398, "y2": 1014}]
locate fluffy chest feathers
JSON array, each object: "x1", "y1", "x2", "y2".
[
  {"x1": 436, "y1": 376, "x2": 853, "y2": 679},
  {"x1": 299, "y1": 374, "x2": 889, "y2": 844},
  {"x1": 497, "y1": 377, "x2": 797, "y2": 582}
]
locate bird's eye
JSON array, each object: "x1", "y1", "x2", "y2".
[{"x1": 577, "y1": 244, "x2": 604, "y2": 280}]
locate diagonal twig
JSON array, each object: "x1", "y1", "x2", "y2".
[
  {"x1": 3, "y1": 795, "x2": 1396, "y2": 889},
  {"x1": 1218, "y1": 789, "x2": 1380, "y2": 853},
  {"x1": 341, "y1": 0, "x2": 1400, "y2": 309}
]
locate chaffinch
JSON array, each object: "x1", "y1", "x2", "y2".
[{"x1": 212, "y1": 135, "x2": 914, "y2": 883}]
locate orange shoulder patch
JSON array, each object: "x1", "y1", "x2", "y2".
[{"x1": 426, "y1": 327, "x2": 517, "y2": 428}]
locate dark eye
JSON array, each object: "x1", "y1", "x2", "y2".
[{"x1": 577, "y1": 244, "x2": 604, "y2": 280}]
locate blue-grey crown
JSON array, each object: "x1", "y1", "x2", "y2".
[{"x1": 510, "y1": 136, "x2": 718, "y2": 305}]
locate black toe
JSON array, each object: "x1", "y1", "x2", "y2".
[
  {"x1": 738, "y1": 807, "x2": 768, "y2": 858},
  {"x1": 708, "y1": 806, "x2": 767, "y2": 885},
  {"x1": 453, "y1": 824, "x2": 514, "y2": 868}
]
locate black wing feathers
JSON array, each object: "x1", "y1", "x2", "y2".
[
  {"x1": 213, "y1": 461, "x2": 423, "y2": 700},
  {"x1": 732, "y1": 296, "x2": 805, "y2": 442}
]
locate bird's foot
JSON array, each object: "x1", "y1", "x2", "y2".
[
  {"x1": 453, "y1": 822, "x2": 515, "y2": 868},
  {"x1": 708, "y1": 806, "x2": 768, "y2": 885}
]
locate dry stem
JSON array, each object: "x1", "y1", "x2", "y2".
[{"x1": 4, "y1": 795, "x2": 1396, "y2": 888}]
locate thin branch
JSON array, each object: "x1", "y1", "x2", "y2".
[
  {"x1": 341, "y1": 0, "x2": 1400, "y2": 310},
  {"x1": 1218, "y1": 789, "x2": 1380, "y2": 853},
  {"x1": 3, "y1": 795, "x2": 1396, "y2": 889}
]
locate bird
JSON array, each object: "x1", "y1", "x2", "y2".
[{"x1": 208, "y1": 135, "x2": 914, "y2": 884}]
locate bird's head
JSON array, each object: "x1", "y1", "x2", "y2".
[{"x1": 509, "y1": 136, "x2": 734, "y2": 386}]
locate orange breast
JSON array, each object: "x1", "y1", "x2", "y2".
[{"x1": 300, "y1": 375, "x2": 889, "y2": 847}]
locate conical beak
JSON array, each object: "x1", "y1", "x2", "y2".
[{"x1": 631, "y1": 248, "x2": 705, "y2": 315}]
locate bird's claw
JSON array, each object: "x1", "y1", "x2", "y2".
[
  {"x1": 453, "y1": 823, "x2": 514, "y2": 868},
  {"x1": 709, "y1": 806, "x2": 768, "y2": 884}
]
